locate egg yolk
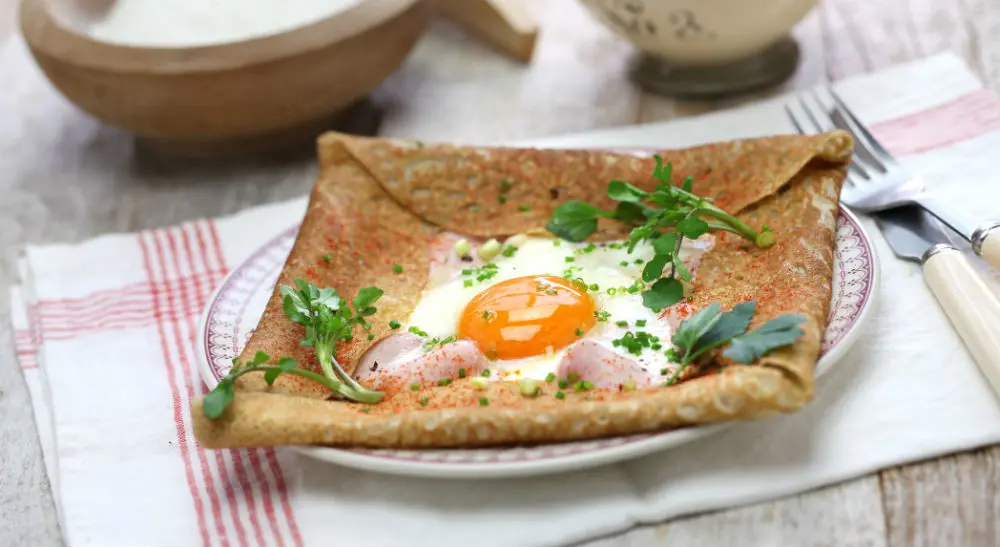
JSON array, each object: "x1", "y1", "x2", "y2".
[{"x1": 458, "y1": 275, "x2": 597, "y2": 360}]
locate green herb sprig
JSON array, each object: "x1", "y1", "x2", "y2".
[
  {"x1": 664, "y1": 300, "x2": 806, "y2": 385},
  {"x1": 204, "y1": 351, "x2": 339, "y2": 418},
  {"x1": 279, "y1": 280, "x2": 386, "y2": 403},
  {"x1": 546, "y1": 157, "x2": 775, "y2": 310}
]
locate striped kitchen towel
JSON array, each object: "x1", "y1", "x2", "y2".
[{"x1": 11, "y1": 52, "x2": 1000, "y2": 547}]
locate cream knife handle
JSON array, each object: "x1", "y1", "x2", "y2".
[
  {"x1": 923, "y1": 245, "x2": 1000, "y2": 398},
  {"x1": 973, "y1": 223, "x2": 1000, "y2": 272}
]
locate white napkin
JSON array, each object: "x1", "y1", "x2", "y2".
[{"x1": 12, "y1": 52, "x2": 1000, "y2": 547}]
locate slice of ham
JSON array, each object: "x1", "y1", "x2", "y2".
[
  {"x1": 354, "y1": 333, "x2": 487, "y2": 390},
  {"x1": 556, "y1": 340, "x2": 658, "y2": 390}
]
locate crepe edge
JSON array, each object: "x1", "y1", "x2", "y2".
[{"x1": 191, "y1": 364, "x2": 808, "y2": 449}]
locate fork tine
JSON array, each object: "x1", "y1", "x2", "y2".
[
  {"x1": 784, "y1": 101, "x2": 870, "y2": 181},
  {"x1": 798, "y1": 91, "x2": 837, "y2": 132},
  {"x1": 793, "y1": 90, "x2": 876, "y2": 181},
  {"x1": 784, "y1": 104, "x2": 808, "y2": 134},
  {"x1": 800, "y1": 88, "x2": 893, "y2": 179},
  {"x1": 827, "y1": 106, "x2": 889, "y2": 175},
  {"x1": 828, "y1": 88, "x2": 898, "y2": 165}
]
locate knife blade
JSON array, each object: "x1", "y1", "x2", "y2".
[
  {"x1": 872, "y1": 204, "x2": 1000, "y2": 399},
  {"x1": 875, "y1": 205, "x2": 958, "y2": 264}
]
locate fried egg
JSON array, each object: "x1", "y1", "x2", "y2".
[{"x1": 354, "y1": 234, "x2": 714, "y2": 391}]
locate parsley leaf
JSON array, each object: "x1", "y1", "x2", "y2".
[
  {"x1": 546, "y1": 155, "x2": 776, "y2": 312},
  {"x1": 695, "y1": 301, "x2": 756, "y2": 353},
  {"x1": 545, "y1": 201, "x2": 608, "y2": 242},
  {"x1": 203, "y1": 382, "x2": 234, "y2": 419},
  {"x1": 641, "y1": 277, "x2": 684, "y2": 309},
  {"x1": 670, "y1": 302, "x2": 722, "y2": 354},
  {"x1": 203, "y1": 353, "x2": 349, "y2": 419},
  {"x1": 607, "y1": 180, "x2": 648, "y2": 202},
  {"x1": 724, "y1": 314, "x2": 807, "y2": 363},
  {"x1": 663, "y1": 300, "x2": 806, "y2": 386}
]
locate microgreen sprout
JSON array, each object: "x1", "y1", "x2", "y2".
[{"x1": 546, "y1": 157, "x2": 775, "y2": 310}]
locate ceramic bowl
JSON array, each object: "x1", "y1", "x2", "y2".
[
  {"x1": 19, "y1": 0, "x2": 432, "y2": 155},
  {"x1": 579, "y1": 0, "x2": 815, "y2": 66}
]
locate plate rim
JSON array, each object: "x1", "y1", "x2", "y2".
[{"x1": 195, "y1": 206, "x2": 879, "y2": 479}]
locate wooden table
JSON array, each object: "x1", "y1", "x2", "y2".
[{"x1": 2, "y1": 1, "x2": 999, "y2": 545}]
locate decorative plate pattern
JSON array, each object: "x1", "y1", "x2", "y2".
[{"x1": 198, "y1": 208, "x2": 878, "y2": 479}]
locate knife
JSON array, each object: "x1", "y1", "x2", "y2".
[{"x1": 876, "y1": 205, "x2": 1000, "y2": 397}]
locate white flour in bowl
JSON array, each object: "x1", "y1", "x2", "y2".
[{"x1": 84, "y1": 0, "x2": 365, "y2": 47}]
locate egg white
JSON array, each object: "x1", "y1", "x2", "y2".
[{"x1": 404, "y1": 235, "x2": 703, "y2": 380}]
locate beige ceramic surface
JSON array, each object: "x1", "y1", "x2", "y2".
[
  {"x1": 923, "y1": 247, "x2": 1000, "y2": 400},
  {"x1": 6, "y1": 0, "x2": 1000, "y2": 546},
  {"x1": 578, "y1": 0, "x2": 815, "y2": 65}
]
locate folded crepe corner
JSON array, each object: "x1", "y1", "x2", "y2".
[{"x1": 191, "y1": 129, "x2": 853, "y2": 449}]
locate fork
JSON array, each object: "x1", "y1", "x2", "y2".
[{"x1": 785, "y1": 89, "x2": 1000, "y2": 271}]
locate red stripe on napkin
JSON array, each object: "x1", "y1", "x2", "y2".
[
  {"x1": 14, "y1": 330, "x2": 37, "y2": 369},
  {"x1": 138, "y1": 230, "x2": 214, "y2": 547},
  {"x1": 166, "y1": 226, "x2": 248, "y2": 547},
  {"x1": 196, "y1": 219, "x2": 303, "y2": 547},
  {"x1": 871, "y1": 89, "x2": 1000, "y2": 156},
  {"x1": 190, "y1": 222, "x2": 274, "y2": 547}
]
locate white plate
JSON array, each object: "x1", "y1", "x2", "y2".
[{"x1": 197, "y1": 207, "x2": 879, "y2": 479}]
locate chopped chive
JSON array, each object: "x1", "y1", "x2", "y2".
[
  {"x1": 546, "y1": 289, "x2": 557, "y2": 295},
  {"x1": 564, "y1": 257, "x2": 575, "y2": 263},
  {"x1": 419, "y1": 397, "x2": 430, "y2": 406},
  {"x1": 517, "y1": 205, "x2": 531, "y2": 212},
  {"x1": 616, "y1": 320, "x2": 628, "y2": 327},
  {"x1": 555, "y1": 391, "x2": 566, "y2": 400},
  {"x1": 634, "y1": 258, "x2": 644, "y2": 264},
  {"x1": 589, "y1": 284, "x2": 599, "y2": 291},
  {"x1": 360, "y1": 407, "x2": 372, "y2": 413},
  {"x1": 499, "y1": 195, "x2": 508, "y2": 204},
  {"x1": 558, "y1": 379, "x2": 569, "y2": 389},
  {"x1": 471, "y1": 377, "x2": 489, "y2": 390},
  {"x1": 461, "y1": 268, "x2": 474, "y2": 275},
  {"x1": 502, "y1": 245, "x2": 517, "y2": 257},
  {"x1": 636, "y1": 319, "x2": 647, "y2": 327},
  {"x1": 520, "y1": 378, "x2": 541, "y2": 397},
  {"x1": 464, "y1": 279, "x2": 474, "y2": 288},
  {"x1": 392, "y1": 264, "x2": 403, "y2": 273},
  {"x1": 619, "y1": 261, "x2": 629, "y2": 267},
  {"x1": 323, "y1": 253, "x2": 332, "y2": 262},
  {"x1": 410, "y1": 382, "x2": 421, "y2": 391},
  {"x1": 389, "y1": 320, "x2": 401, "y2": 329},
  {"x1": 607, "y1": 288, "x2": 618, "y2": 295},
  {"x1": 500, "y1": 179, "x2": 512, "y2": 192},
  {"x1": 478, "y1": 397, "x2": 490, "y2": 407},
  {"x1": 367, "y1": 333, "x2": 375, "y2": 341},
  {"x1": 458, "y1": 368, "x2": 467, "y2": 378},
  {"x1": 567, "y1": 372, "x2": 580, "y2": 383},
  {"x1": 482, "y1": 368, "x2": 492, "y2": 377},
  {"x1": 437, "y1": 378, "x2": 452, "y2": 386},
  {"x1": 545, "y1": 372, "x2": 556, "y2": 383},
  {"x1": 575, "y1": 328, "x2": 584, "y2": 336}
]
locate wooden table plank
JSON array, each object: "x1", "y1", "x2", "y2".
[{"x1": 881, "y1": 448, "x2": 1000, "y2": 547}]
